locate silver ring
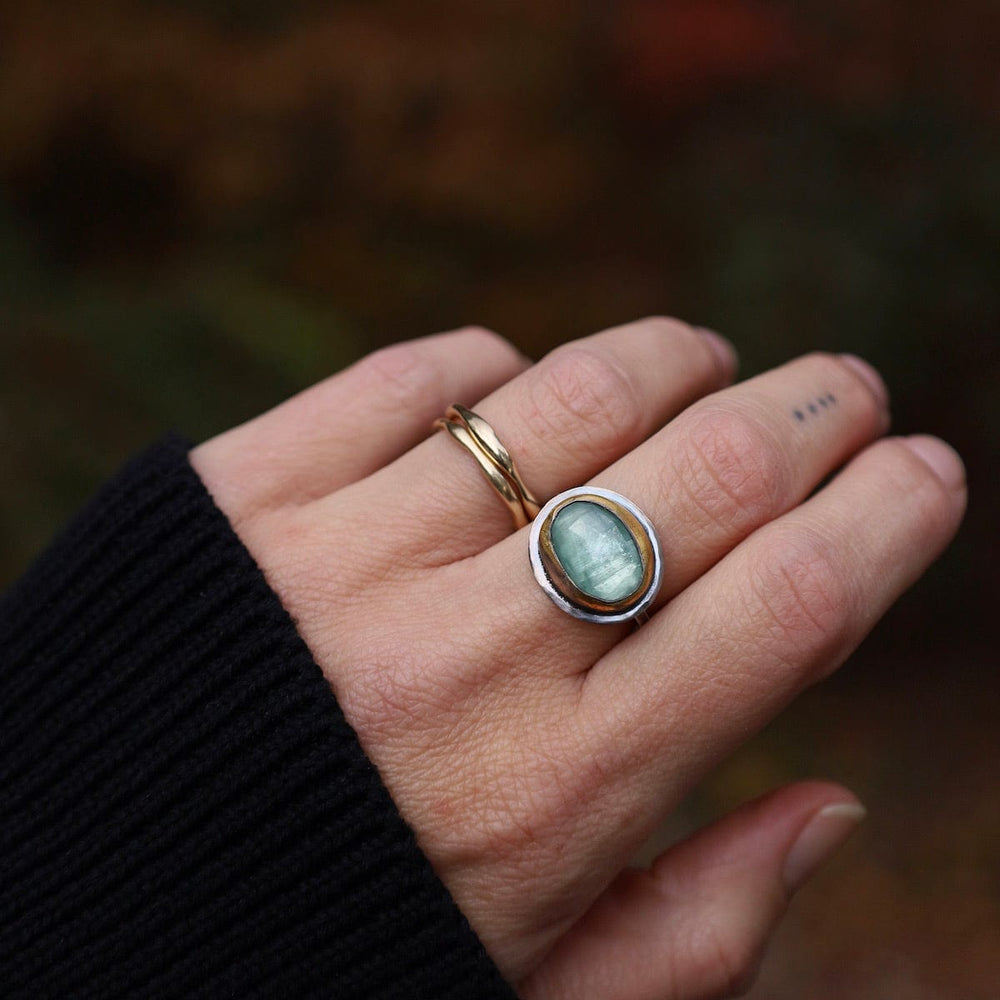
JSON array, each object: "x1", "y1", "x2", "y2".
[{"x1": 528, "y1": 487, "x2": 662, "y2": 624}]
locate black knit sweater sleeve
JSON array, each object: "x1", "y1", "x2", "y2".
[{"x1": 0, "y1": 435, "x2": 518, "y2": 1000}]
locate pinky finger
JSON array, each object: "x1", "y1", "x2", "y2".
[{"x1": 519, "y1": 783, "x2": 865, "y2": 1000}]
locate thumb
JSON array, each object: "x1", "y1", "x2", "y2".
[{"x1": 519, "y1": 782, "x2": 865, "y2": 1000}]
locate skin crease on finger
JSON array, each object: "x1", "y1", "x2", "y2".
[{"x1": 191, "y1": 321, "x2": 967, "y2": 996}]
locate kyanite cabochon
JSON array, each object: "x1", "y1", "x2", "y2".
[{"x1": 549, "y1": 501, "x2": 643, "y2": 603}]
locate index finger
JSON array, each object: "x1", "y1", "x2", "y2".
[{"x1": 584, "y1": 433, "x2": 966, "y2": 817}]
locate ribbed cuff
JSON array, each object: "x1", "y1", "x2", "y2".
[{"x1": 0, "y1": 435, "x2": 517, "y2": 1000}]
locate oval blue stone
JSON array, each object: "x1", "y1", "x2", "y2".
[{"x1": 549, "y1": 501, "x2": 643, "y2": 603}]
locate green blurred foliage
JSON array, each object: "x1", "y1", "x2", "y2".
[{"x1": 1, "y1": 2, "x2": 998, "y2": 995}]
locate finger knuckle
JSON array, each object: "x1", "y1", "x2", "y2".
[
  {"x1": 528, "y1": 346, "x2": 643, "y2": 452},
  {"x1": 749, "y1": 526, "x2": 854, "y2": 670},
  {"x1": 673, "y1": 406, "x2": 787, "y2": 537}
]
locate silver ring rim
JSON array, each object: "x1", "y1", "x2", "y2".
[{"x1": 528, "y1": 486, "x2": 663, "y2": 624}]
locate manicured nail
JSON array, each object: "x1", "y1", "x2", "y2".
[
  {"x1": 782, "y1": 801, "x2": 866, "y2": 894},
  {"x1": 838, "y1": 354, "x2": 890, "y2": 412},
  {"x1": 699, "y1": 328, "x2": 738, "y2": 378},
  {"x1": 902, "y1": 435, "x2": 967, "y2": 492}
]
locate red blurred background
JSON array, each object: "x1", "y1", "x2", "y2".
[{"x1": 1, "y1": 2, "x2": 997, "y2": 995}]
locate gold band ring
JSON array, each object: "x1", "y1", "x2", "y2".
[{"x1": 434, "y1": 404, "x2": 541, "y2": 529}]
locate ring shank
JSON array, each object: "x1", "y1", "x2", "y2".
[{"x1": 435, "y1": 405, "x2": 541, "y2": 529}]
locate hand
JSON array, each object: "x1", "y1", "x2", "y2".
[{"x1": 191, "y1": 319, "x2": 966, "y2": 999}]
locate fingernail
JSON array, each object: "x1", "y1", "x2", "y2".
[
  {"x1": 698, "y1": 328, "x2": 739, "y2": 379},
  {"x1": 901, "y1": 435, "x2": 967, "y2": 492},
  {"x1": 838, "y1": 354, "x2": 889, "y2": 412},
  {"x1": 782, "y1": 801, "x2": 866, "y2": 894}
]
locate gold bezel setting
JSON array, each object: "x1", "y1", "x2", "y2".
[{"x1": 529, "y1": 487, "x2": 662, "y2": 624}]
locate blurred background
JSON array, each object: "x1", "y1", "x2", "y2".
[{"x1": 1, "y1": 1, "x2": 997, "y2": 995}]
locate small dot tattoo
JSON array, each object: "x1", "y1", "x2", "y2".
[{"x1": 793, "y1": 393, "x2": 838, "y2": 424}]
